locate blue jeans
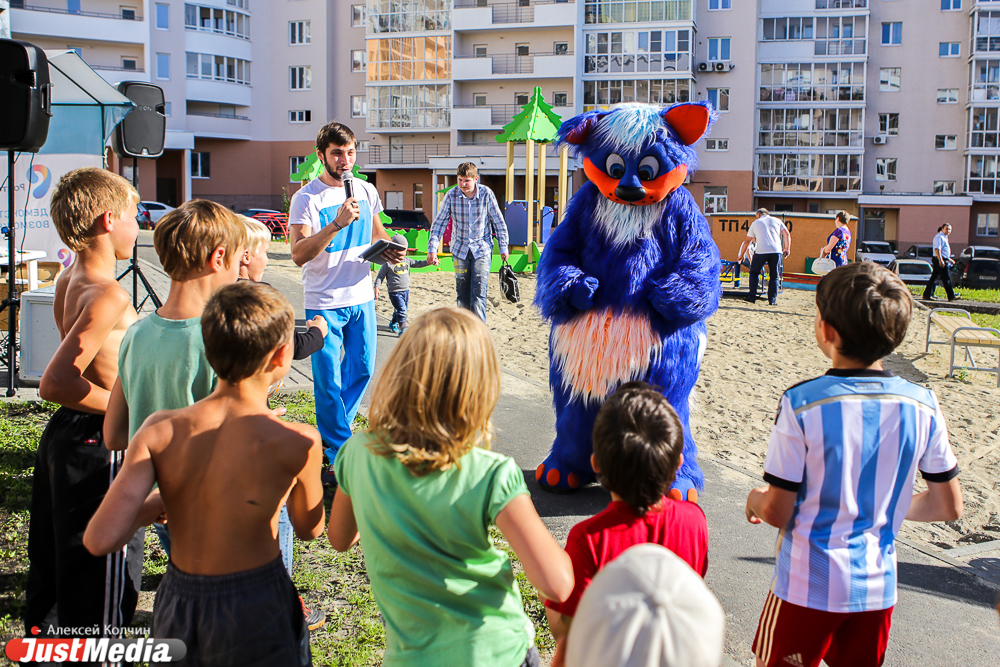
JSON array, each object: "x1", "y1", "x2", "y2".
[
  {"x1": 306, "y1": 301, "x2": 377, "y2": 461},
  {"x1": 454, "y1": 250, "x2": 491, "y2": 322},
  {"x1": 388, "y1": 290, "x2": 409, "y2": 327}
]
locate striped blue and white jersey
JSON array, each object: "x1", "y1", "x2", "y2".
[
  {"x1": 764, "y1": 369, "x2": 958, "y2": 613},
  {"x1": 289, "y1": 177, "x2": 383, "y2": 310}
]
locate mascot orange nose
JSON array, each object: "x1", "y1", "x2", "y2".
[{"x1": 614, "y1": 185, "x2": 646, "y2": 202}]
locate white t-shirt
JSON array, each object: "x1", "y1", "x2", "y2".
[
  {"x1": 289, "y1": 177, "x2": 383, "y2": 310},
  {"x1": 748, "y1": 215, "x2": 786, "y2": 255}
]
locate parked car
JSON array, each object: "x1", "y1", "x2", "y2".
[
  {"x1": 950, "y1": 258, "x2": 1000, "y2": 289},
  {"x1": 238, "y1": 208, "x2": 282, "y2": 218},
  {"x1": 957, "y1": 245, "x2": 1000, "y2": 262},
  {"x1": 888, "y1": 259, "x2": 933, "y2": 285},
  {"x1": 382, "y1": 209, "x2": 431, "y2": 230},
  {"x1": 856, "y1": 241, "x2": 896, "y2": 265},
  {"x1": 901, "y1": 244, "x2": 938, "y2": 265},
  {"x1": 140, "y1": 201, "x2": 175, "y2": 224},
  {"x1": 135, "y1": 202, "x2": 153, "y2": 229}
]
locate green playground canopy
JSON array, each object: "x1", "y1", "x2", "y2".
[{"x1": 495, "y1": 86, "x2": 563, "y2": 144}]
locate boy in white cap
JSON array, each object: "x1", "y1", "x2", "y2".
[{"x1": 564, "y1": 544, "x2": 725, "y2": 667}]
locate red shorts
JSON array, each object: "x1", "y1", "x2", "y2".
[{"x1": 752, "y1": 591, "x2": 893, "y2": 667}]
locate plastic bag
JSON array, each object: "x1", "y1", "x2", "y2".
[{"x1": 498, "y1": 260, "x2": 520, "y2": 303}]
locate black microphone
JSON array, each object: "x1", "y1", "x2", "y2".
[{"x1": 343, "y1": 173, "x2": 354, "y2": 200}]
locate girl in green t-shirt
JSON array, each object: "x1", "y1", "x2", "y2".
[{"x1": 327, "y1": 307, "x2": 573, "y2": 667}]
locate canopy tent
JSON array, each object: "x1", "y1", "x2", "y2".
[{"x1": 40, "y1": 50, "x2": 135, "y2": 155}]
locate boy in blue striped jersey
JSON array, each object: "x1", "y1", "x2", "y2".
[{"x1": 745, "y1": 262, "x2": 963, "y2": 667}]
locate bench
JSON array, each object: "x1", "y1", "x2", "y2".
[{"x1": 925, "y1": 308, "x2": 1000, "y2": 386}]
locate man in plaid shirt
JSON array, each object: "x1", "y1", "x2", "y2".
[{"x1": 427, "y1": 162, "x2": 510, "y2": 321}]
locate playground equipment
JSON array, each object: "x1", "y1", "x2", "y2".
[{"x1": 495, "y1": 86, "x2": 569, "y2": 245}]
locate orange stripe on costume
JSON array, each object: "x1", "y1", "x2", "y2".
[{"x1": 551, "y1": 307, "x2": 662, "y2": 404}]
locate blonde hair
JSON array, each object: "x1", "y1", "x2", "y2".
[
  {"x1": 202, "y1": 282, "x2": 294, "y2": 383},
  {"x1": 49, "y1": 167, "x2": 138, "y2": 252},
  {"x1": 367, "y1": 307, "x2": 501, "y2": 475},
  {"x1": 239, "y1": 215, "x2": 271, "y2": 255},
  {"x1": 153, "y1": 200, "x2": 246, "y2": 280}
]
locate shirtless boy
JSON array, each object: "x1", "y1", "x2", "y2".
[
  {"x1": 24, "y1": 167, "x2": 145, "y2": 636},
  {"x1": 85, "y1": 282, "x2": 325, "y2": 666}
]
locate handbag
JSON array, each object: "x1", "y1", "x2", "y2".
[
  {"x1": 812, "y1": 257, "x2": 836, "y2": 275},
  {"x1": 498, "y1": 260, "x2": 520, "y2": 303}
]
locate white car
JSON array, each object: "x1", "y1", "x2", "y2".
[
  {"x1": 140, "y1": 201, "x2": 175, "y2": 224},
  {"x1": 856, "y1": 241, "x2": 896, "y2": 266},
  {"x1": 888, "y1": 259, "x2": 933, "y2": 285}
]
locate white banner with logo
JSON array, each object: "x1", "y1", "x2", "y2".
[{"x1": 0, "y1": 153, "x2": 104, "y2": 269}]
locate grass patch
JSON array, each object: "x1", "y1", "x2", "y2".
[{"x1": 910, "y1": 285, "x2": 1000, "y2": 304}]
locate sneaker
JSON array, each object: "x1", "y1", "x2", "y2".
[
  {"x1": 301, "y1": 597, "x2": 326, "y2": 632},
  {"x1": 389, "y1": 322, "x2": 400, "y2": 334},
  {"x1": 320, "y1": 465, "x2": 338, "y2": 488}
]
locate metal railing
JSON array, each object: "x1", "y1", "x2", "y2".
[
  {"x1": 815, "y1": 0, "x2": 865, "y2": 7},
  {"x1": 369, "y1": 144, "x2": 450, "y2": 164},
  {"x1": 91, "y1": 64, "x2": 146, "y2": 72},
  {"x1": 188, "y1": 111, "x2": 251, "y2": 120},
  {"x1": 456, "y1": 51, "x2": 573, "y2": 75},
  {"x1": 10, "y1": 2, "x2": 143, "y2": 19},
  {"x1": 455, "y1": 0, "x2": 574, "y2": 23},
  {"x1": 454, "y1": 104, "x2": 522, "y2": 126}
]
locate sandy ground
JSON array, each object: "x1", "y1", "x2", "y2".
[{"x1": 269, "y1": 255, "x2": 1000, "y2": 551}]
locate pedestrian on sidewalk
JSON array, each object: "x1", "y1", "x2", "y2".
[
  {"x1": 923, "y1": 223, "x2": 958, "y2": 301},
  {"x1": 374, "y1": 233, "x2": 429, "y2": 334},
  {"x1": 737, "y1": 209, "x2": 790, "y2": 306}
]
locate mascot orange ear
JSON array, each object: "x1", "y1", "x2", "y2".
[
  {"x1": 564, "y1": 112, "x2": 610, "y2": 145},
  {"x1": 661, "y1": 103, "x2": 711, "y2": 146}
]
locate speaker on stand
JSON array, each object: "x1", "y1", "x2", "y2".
[
  {"x1": 0, "y1": 38, "x2": 52, "y2": 396},
  {"x1": 111, "y1": 81, "x2": 166, "y2": 312}
]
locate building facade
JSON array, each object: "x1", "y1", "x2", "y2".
[{"x1": 10, "y1": 0, "x2": 1000, "y2": 251}]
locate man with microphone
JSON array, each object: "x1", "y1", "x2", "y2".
[{"x1": 289, "y1": 122, "x2": 402, "y2": 475}]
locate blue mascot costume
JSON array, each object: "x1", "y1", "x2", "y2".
[{"x1": 534, "y1": 101, "x2": 721, "y2": 501}]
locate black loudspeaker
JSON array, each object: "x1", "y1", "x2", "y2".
[
  {"x1": 111, "y1": 82, "x2": 166, "y2": 158},
  {"x1": 0, "y1": 39, "x2": 53, "y2": 152}
]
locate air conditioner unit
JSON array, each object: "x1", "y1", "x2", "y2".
[
  {"x1": 714, "y1": 61, "x2": 727, "y2": 72},
  {"x1": 873, "y1": 135, "x2": 888, "y2": 145},
  {"x1": 698, "y1": 62, "x2": 709, "y2": 72}
]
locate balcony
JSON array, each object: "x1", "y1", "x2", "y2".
[
  {"x1": 11, "y1": 3, "x2": 147, "y2": 43},
  {"x1": 454, "y1": 52, "x2": 575, "y2": 80},
  {"x1": 185, "y1": 111, "x2": 251, "y2": 139},
  {"x1": 92, "y1": 64, "x2": 150, "y2": 85},
  {"x1": 453, "y1": 0, "x2": 575, "y2": 30},
  {"x1": 454, "y1": 141, "x2": 563, "y2": 157},
  {"x1": 369, "y1": 144, "x2": 450, "y2": 164},
  {"x1": 454, "y1": 104, "x2": 520, "y2": 127},
  {"x1": 10, "y1": 1, "x2": 143, "y2": 20}
]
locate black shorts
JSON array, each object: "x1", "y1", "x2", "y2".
[
  {"x1": 24, "y1": 407, "x2": 142, "y2": 636},
  {"x1": 153, "y1": 556, "x2": 311, "y2": 667}
]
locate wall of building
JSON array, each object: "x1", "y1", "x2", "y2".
[
  {"x1": 688, "y1": 170, "x2": 754, "y2": 213},
  {"x1": 969, "y1": 202, "x2": 1000, "y2": 248},
  {"x1": 375, "y1": 169, "x2": 434, "y2": 211},
  {"x1": 896, "y1": 205, "x2": 970, "y2": 253}
]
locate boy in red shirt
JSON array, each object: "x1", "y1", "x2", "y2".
[{"x1": 545, "y1": 381, "x2": 709, "y2": 649}]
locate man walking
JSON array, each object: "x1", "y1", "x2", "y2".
[
  {"x1": 289, "y1": 122, "x2": 403, "y2": 469},
  {"x1": 923, "y1": 223, "x2": 958, "y2": 301},
  {"x1": 738, "y1": 208, "x2": 791, "y2": 306},
  {"x1": 427, "y1": 163, "x2": 510, "y2": 321}
]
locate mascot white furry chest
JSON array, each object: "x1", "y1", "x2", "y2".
[{"x1": 533, "y1": 102, "x2": 721, "y2": 500}]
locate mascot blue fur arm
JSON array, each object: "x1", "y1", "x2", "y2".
[{"x1": 533, "y1": 101, "x2": 721, "y2": 500}]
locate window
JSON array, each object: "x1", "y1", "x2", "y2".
[
  {"x1": 156, "y1": 53, "x2": 170, "y2": 80},
  {"x1": 584, "y1": 79, "x2": 691, "y2": 110},
  {"x1": 290, "y1": 156, "x2": 307, "y2": 180},
  {"x1": 977, "y1": 213, "x2": 999, "y2": 236},
  {"x1": 515, "y1": 92, "x2": 530, "y2": 105},
  {"x1": 352, "y1": 4, "x2": 365, "y2": 26},
  {"x1": 289, "y1": 110, "x2": 312, "y2": 123},
  {"x1": 934, "y1": 181, "x2": 956, "y2": 195},
  {"x1": 351, "y1": 95, "x2": 367, "y2": 118},
  {"x1": 708, "y1": 0, "x2": 730, "y2": 9},
  {"x1": 708, "y1": 38, "x2": 731, "y2": 61},
  {"x1": 937, "y1": 88, "x2": 959, "y2": 103},
  {"x1": 368, "y1": 0, "x2": 449, "y2": 33},
  {"x1": 703, "y1": 186, "x2": 727, "y2": 213},
  {"x1": 759, "y1": 62, "x2": 866, "y2": 103},
  {"x1": 191, "y1": 151, "x2": 211, "y2": 178},
  {"x1": 941, "y1": 0, "x2": 960, "y2": 9},
  {"x1": 474, "y1": 44, "x2": 488, "y2": 57},
  {"x1": 977, "y1": 15, "x2": 1000, "y2": 56},
  {"x1": 584, "y1": 29, "x2": 691, "y2": 75},
  {"x1": 122, "y1": 57, "x2": 137, "y2": 70},
  {"x1": 813, "y1": 16, "x2": 868, "y2": 56},
  {"x1": 939, "y1": 42, "x2": 960, "y2": 57},
  {"x1": 121, "y1": 6, "x2": 136, "y2": 20},
  {"x1": 554, "y1": 42, "x2": 569, "y2": 55},
  {"x1": 971, "y1": 107, "x2": 1000, "y2": 148},
  {"x1": 184, "y1": 3, "x2": 250, "y2": 39},
  {"x1": 156, "y1": 3, "x2": 169, "y2": 28},
  {"x1": 881, "y1": 22, "x2": 902, "y2": 46},
  {"x1": 367, "y1": 83, "x2": 451, "y2": 129},
  {"x1": 353, "y1": 49, "x2": 370, "y2": 73},
  {"x1": 357, "y1": 140, "x2": 370, "y2": 152},
  {"x1": 290, "y1": 66, "x2": 311, "y2": 90},
  {"x1": 515, "y1": 43, "x2": 530, "y2": 57},
  {"x1": 756, "y1": 153, "x2": 862, "y2": 193},
  {"x1": 707, "y1": 88, "x2": 729, "y2": 112},
  {"x1": 876, "y1": 158, "x2": 897, "y2": 181},
  {"x1": 878, "y1": 113, "x2": 899, "y2": 136},
  {"x1": 473, "y1": 93, "x2": 487, "y2": 106},
  {"x1": 585, "y1": 0, "x2": 693, "y2": 24},
  {"x1": 164, "y1": 101, "x2": 172, "y2": 116},
  {"x1": 413, "y1": 183, "x2": 424, "y2": 210},
  {"x1": 289, "y1": 21, "x2": 310, "y2": 45},
  {"x1": 186, "y1": 53, "x2": 252, "y2": 85},
  {"x1": 935, "y1": 134, "x2": 957, "y2": 150},
  {"x1": 553, "y1": 92, "x2": 568, "y2": 106},
  {"x1": 762, "y1": 17, "x2": 814, "y2": 42},
  {"x1": 705, "y1": 138, "x2": 728, "y2": 151},
  {"x1": 879, "y1": 67, "x2": 901, "y2": 92},
  {"x1": 757, "y1": 108, "x2": 864, "y2": 148}
]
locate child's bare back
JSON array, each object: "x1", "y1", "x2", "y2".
[{"x1": 142, "y1": 398, "x2": 323, "y2": 575}]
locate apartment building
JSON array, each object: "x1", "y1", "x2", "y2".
[{"x1": 9, "y1": 0, "x2": 1000, "y2": 251}]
